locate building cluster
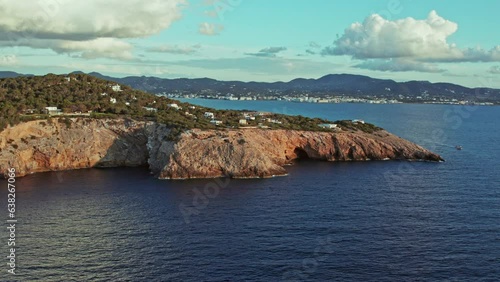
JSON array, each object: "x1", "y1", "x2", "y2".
[
  {"x1": 43, "y1": 107, "x2": 92, "y2": 116},
  {"x1": 197, "y1": 111, "x2": 286, "y2": 128},
  {"x1": 160, "y1": 91, "x2": 496, "y2": 106},
  {"x1": 161, "y1": 92, "x2": 404, "y2": 104}
]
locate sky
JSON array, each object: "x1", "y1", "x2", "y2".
[{"x1": 0, "y1": 0, "x2": 499, "y2": 88}]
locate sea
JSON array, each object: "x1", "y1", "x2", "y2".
[{"x1": 1, "y1": 101, "x2": 499, "y2": 281}]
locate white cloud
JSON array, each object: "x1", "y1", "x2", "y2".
[
  {"x1": 0, "y1": 38, "x2": 134, "y2": 60},
  {"x1": 0, "y1": 0, "x2": 186, "y2": 40},
  {"x1": 0, "y1": 0, "x2": 186, "y2": 60},
  {"x1": 323, "y1": 10, "x2": 500, "y2": 64},
  {"x1": 53, "y1": 38, "x2": 134, "y2": 60},
  {"x1": 356, "y1": 59, "x2": 445, "y2": 73},
  {"x1": 0, "y1": 54, "x2": 18, "y2": 66},
  {"x1": 457, "y1": 46, "x2": 500, "y2": 63},
  {"x1": 199, "y1": 22, "x2": 224, "y2": 36},
  {"x1": 148, "y1": 44, "x2": 201, "y2": 55}
]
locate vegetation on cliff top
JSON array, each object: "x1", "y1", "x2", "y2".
[{"x1": 0, "y1": 74, "x2": 382, "y2": 133}]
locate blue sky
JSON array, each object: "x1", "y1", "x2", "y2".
[{"x1": 0, "y1": 0, "x2": 499, "y2": 88}]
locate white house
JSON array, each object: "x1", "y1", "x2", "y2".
[
  {"x1": 45, "y1": 106, "x2": 58, "y2": 112},
  {"x1": 111, "y1": 84, "x2": 122, "y2": 92},
  {"x1": 319, "y1": 123, "x2": 338, "y2": 129},
  {"x1": 143, "y1": 107, "x2": 157, "y2": 112},
  {"x1": 204, "y1": 112, "x2": 215, "y2": 119},
  {"x1": 239, "y1": 119, "x2": 248, "y2": 125},
  {"x1": 110, "y1": 98, "x2": 117, "y2": 104},
  {"x1": 353, "y1": 119, "x2": 365, "y2": 124},
  {"x1": 45, "y1": 107, "x2": 62, "y2": 115},
  {"x1": 167, "y1": 103, "x2": 180, "y2": 109},
  {"x1": 243, "y1": 113, "x2": 257, "y2": 120},
  {"x1": 210, "y1": 120, "x2": 223, "y2": 125}
]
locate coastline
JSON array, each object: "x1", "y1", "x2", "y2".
[
  {"x1": 0, "y1": 118, "x2": 444, "y2": 180},
  {"x1": 177, "y1": 97, "x2": 498, "y2": 107}
]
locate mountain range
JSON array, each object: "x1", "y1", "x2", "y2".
[{"x1": 1, "y1": 71, "x2": 499, "y2": 102}]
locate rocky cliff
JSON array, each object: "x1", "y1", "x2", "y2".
[
  {"x1": 0, "y1": 118, "x2": 443, "y2": 179},
  {"x1": 0, "y1": 118, "x2": 152, "y2": 177}
]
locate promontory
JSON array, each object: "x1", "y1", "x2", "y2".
[{"x1": 0, "y1": 74, "x2": 443, "y2": 179}]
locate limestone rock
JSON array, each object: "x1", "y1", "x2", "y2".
[{"x1": 0, "y1": 118, "x2": 443, "y2": 179}]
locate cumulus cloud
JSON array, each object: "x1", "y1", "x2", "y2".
[
  {"x1": 246, "y1": 47, "x2": 287, "y2": 57},
  {"x1": 53, "y1": 38, "x2": 134, "y2": 60},
  {"x1": 147, "y1": 44, "x2": 202, "y2": 55},
  {"x1": 0, "y1": 0, "x2": 185, "y2": 40},
  {"x1": 0, "y1": 54, "x2": 18, "y2": 66},
  {"x1": 356, "y1": 59, "x2": 445, "y2": 73},
  {"x1": 0, "y1": 0, "x2": 185, "y2": 59},
  {"x1": 489, "y1": 66, "x2": 500, "y2": 74},
  {"x1": 454, "y1": 46, "x2": 500, "y2": 63},
  {"x1": 0, "y1": 37, "x2": 134, "y2": 60},
  {"x1": 323, "y1": 10, "x2": 500, "y2": 64},
  {"x1": 199, "y1": 23, "x2": 224, "y2": 36}
]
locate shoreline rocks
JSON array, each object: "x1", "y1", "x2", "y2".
[{"x1": 0, "y1": 118, "x2": 444, "y2": 179}]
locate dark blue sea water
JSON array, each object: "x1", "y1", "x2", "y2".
[{"x1": 1, "y1": 102, "x2": 499, "y2": 281}]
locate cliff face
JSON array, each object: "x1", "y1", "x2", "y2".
[
  {"x1": 154, "y1": 129, "x2": 443, "y2": 179},
  {"x1": 0, "y1": 118, "x2": 443, "y2": 179},
  {"x1": 0, "y1": 118, "x2": 152, "y2": 177}
]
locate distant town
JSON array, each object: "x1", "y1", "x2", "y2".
[
  {"x1": 160, "y1": 92, "x2": 496, "y2": 106},
  {"x1": 2, "y1": 71, "x2": 498, "y2": 106}
]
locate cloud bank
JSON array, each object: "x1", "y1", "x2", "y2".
[
  {"x1": 148, "y1": 44, "x2": 202, "y2": 55},
  {"x1": 246, "y1": 47, "x2": 287, "y2": 57},
  {"x1": 356, "y1": 59, "x2": 444, "y2": 73},
  {"x1": 0, "y1": 0, "x2": 186, "y2": 59},
  {"x1": 0, "y1": 55, "x2": 18, "y2": 66},
  {"x1": 322, "y1": 11, "x2": 500, "y2": 72}
]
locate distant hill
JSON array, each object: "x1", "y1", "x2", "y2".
[
  {"x1": 0, "y1": 71, "x2": 33, "y2": 78},
  {"x1": 0, "y1": 73, "x2": 335, "y2": 132},
  {"x1": 83, "y1": 72, "x2": 500, "y2": 103},
  {"x1": 4, "y1": 71, "x2": 500, "y2": 102}
]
